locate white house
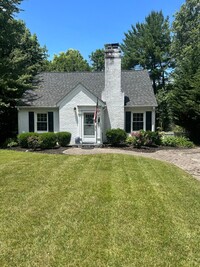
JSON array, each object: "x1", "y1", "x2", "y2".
[{"x1": 17, "y1": 43, "x2": 157, "y2": 145}]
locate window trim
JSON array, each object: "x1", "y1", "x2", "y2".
[
  {"x1": 35, "y1": 112, "x2": 48, "y2": 132},
  {"x1": 132, "y1": 112, "x2": 145, "y2": 132}
]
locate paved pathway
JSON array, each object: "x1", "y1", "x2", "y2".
[{"x1": 63, "y1": 147, "x2": 200, "y2": 181}]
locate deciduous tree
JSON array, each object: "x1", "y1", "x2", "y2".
[{"x1": 50, "y1": 49, "x2": 90, "y2": 72}]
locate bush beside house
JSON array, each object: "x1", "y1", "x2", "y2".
[
  {"x1": 17, "y1": 132, "x2": 71, "y2": 150},
  {"x1": 106, "y1": 128, "x2": 127, "y2": 146},
  {"x1": 126, "y1": 130, "x2": 161, "y2": 148}
]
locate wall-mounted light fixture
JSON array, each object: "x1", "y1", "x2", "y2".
[{"x1": 74, "y1": 107, "x2": 76, "y2": 111}]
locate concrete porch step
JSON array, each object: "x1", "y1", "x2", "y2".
[{"x1": 73, "y1": 143, "x2": 102, "y2": 149}]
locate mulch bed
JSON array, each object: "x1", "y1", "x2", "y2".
[{"x1": 6, "y1": 145, "x2": 168, "y2": 155}]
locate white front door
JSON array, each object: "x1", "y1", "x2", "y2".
[{"x1": 82, "y1": 113, "x2": 96, "y2": 143}]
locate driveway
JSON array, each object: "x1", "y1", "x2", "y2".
[{"x1": 63, "y1": 147, "x2": 200, "y2": 181}]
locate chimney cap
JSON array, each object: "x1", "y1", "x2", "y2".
[{"x1": 105, "y1": 43, "x2": 120, "y2": 50}]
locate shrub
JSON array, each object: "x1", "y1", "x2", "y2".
[
  {"x1": 126, "y1": 136, "x2": 135, "y2": 144},
  {"x1": 131, "y1": 131, "x2": 145, "y2": 148},
  {"x1": 143, "y1": 131, "x2": 161, "y2": 146},
  {"x1": 161, "y1": 136, "x2": 195, "y2": 148},
  {"x1": 56, "y1": 132, "x2": 71, "y2": 147},
  {"x1": 130, "y1": 130, "x2": 161, "y2": 148},
  {"x1": 106, "y1": 128, "x2": 127, "y2": 146},
  {"x1": 2, "y1": 138, "x2": 18, "y2": 148},
  {"x1": 39, "y1": 132, "x2": 57, "y2": 149},
  {"x1": 18, "y1": 132, "x2": 39, "y2": 148},
  {"x1": 27, "y1": 135, "x2": 41, "y2": 150}
]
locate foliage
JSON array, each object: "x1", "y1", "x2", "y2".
[
  {"x1": 0, "y1": 2, "x2": 48, "y2": 143},
  {"x1": 126, "y1": 136, "x2": 135, "y2": 144},
  {"x1": 89, "y1": 49, "x2": 105, "y2": 71},
  {"x1": 161, "y1": 136, "x2": 195, "y2": 148},
  {"x1": 129, "y1": 130, "x2": 161, "y2": 148},
  {"x1": 106, "y1": 128, "x2": 127, "y2": 145},
  {"x1": 48, "y1": 49, "x2": 90, "y2": 72},
  {"x1": 121, "y1": 11, "x2": 172, "y2": 94},
  {"x1": 17, "y1": 132, "x2": 39, "y2": 148},
  {"x1": 27, "y1": 135, "x2": 41, "y2": 150},
  {"x1": 56, "y1": 132, "x2": 71, "y2": 147},
  {"x1": 2, "y1": 138, "x2": 18, "y2": 148},
  {"x1": 156, "y1": 87, "x2": 173, "y2": 131},
  {"x1": 38, "y1": 132, "x2": 57, "y2": 149},
  {"x1": 18, "y1": 132, "x2": 72, "y2": 149},
  {"x1": 170, "y1": 0, "x2": 200, "y2": 143},
  {"x1": 1, "y1": 151, "x2": 200, "y2": 266}
]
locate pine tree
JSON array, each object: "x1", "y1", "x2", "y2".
[{"x1": 171, "y1": 0, "x2": 200, "y2": 142}]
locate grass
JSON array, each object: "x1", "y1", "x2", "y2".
[{"x1": 0, "y1": 150, "x2": 200, "y2": 267}]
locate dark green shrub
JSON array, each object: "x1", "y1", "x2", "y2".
[
  {"x1": 56, "y1": 132, "x2": 71, "y2": 147},
  {"x1": 106, "y1": 128, "x2": 127, "y2": 145},
  {"x1": 161, "y1": 136, "x2": 195, "y2": 148},
  {"x1": 27, "y1": 135, "x2": 41, "y2": 150},
  {"x1": 18, "y1": 132, "x2": 39, "y2": 148},
  {"x1": 39, "y1": 132, "x2": 57, "y2": 149}
]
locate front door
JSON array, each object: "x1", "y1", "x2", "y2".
[{"x1": 82, "y1": 113, "x2": 96, "y2": 143}]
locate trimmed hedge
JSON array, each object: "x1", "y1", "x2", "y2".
[
  {"x1": 38, "y1": 133, "x2": 57, "y2": 149},
  {"x1": 18, "y1": 131, "x2": 71, "y2": 149},
  {"x1": 18, "y1": 132, "x2": 39, "y2": 148},
  {"x1": 106, "y1": 128, "x2": 127, "y2": 145},
  {"x1": 56, "y1": 132, "x2": 71, "y2": 147}
]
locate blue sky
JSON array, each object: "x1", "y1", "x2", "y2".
[{"x1": 17, "y1": 0, "x2": 184, "y2": 62}]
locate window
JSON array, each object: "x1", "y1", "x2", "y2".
[
  {"x1": 133, "y1": 113, "x2": 144, "y2": 131},
  {"x1": 37, "y1": 113, "x2": 47, "y2": 131}
]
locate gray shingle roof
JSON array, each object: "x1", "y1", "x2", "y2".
[{"x1": 19, "y1": 70, "x2": 157, "y2": 107}]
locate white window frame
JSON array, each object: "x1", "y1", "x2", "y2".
[
  {"x1": 132, "y1": 112, "x2": 145, "y2": 132},
  {"x1": 35, "y1": 112, "x2": 48, "y2": 132}
]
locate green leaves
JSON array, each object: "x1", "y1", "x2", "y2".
[
  {"x1": 171, "y1": 0, "x2": 200, "y2": 142},
  {"x1": 121, "y1": 11, "x2": 171, "y2": 94},
  {"x1": 89, "y1": 48, "x2": 105, "y2": 71},
  {"x1": 0, "y1": 1, "x2": 48, "y2": 143},
  {"x1": 49, "y1": 49, "x2": 90, "y2": 72}
]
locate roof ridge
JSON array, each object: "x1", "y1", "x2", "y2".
[{"x1": 40, "y1": 71, "x2": 105, "y2": 74}]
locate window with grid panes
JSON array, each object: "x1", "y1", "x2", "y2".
[
  {"x1": 132, "y1": 113, "x2": 144, "y2": 131},
  {"x1": 37, "y1": 113, "x2": 47, "y2": 131}
]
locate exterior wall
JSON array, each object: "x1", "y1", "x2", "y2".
[
  {"x1": 18, "y1": 109, "x2": 29, "y2": 133},
  {"x1": 18, "y1": 108, "x2": 59, "y2": 134},
  {"x1": 58, "y1": 84, "x2": 104, "y2": 144},
  {"x1": 125, "y1": 107, "x2": 156, "y2": 132},
  {"x1": 102, "y1": 45, "x2": 124, "y2": 132}
]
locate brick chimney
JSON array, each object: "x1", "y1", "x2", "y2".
[{"x1": 102, "y1": 43, "x2": 124, "y2": 130}]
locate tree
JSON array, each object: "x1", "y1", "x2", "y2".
[
  {"x1": 50, "y1": 49, "x2": 90, "y2": 72},
  {"x1": 89, "y1": 49, "x2": 105, "y2": 71},
  {"x1": 0, "y1": 1, "x2": 47, "y2": 143},
  {"x1": 170, "y1": 0, "x2": 200, "y2": 142},
  {"x1": 121, "y1": 11, "x2": 171, "y2": 94}
]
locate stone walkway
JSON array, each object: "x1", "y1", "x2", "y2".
[{"x1": 63, "y1": 147, "x2": 200, "y2": 181}]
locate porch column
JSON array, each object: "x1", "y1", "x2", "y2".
[{"x1": 152, "y1": 108, "x2": 156, "y2": 131}]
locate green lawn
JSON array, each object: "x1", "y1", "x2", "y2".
[{"x1": 0, "y1": 150, "x2": 200, "y2": 267}]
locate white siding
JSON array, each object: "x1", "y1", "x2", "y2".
[
  {"x1": 59, "y1": 84, "x2": 103, "y2": 144},
  {"x1": 18, "y1": 108, "x2": 59, "y2": 134}
]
